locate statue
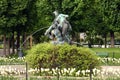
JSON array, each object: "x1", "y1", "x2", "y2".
[{"x1": 45, "y1": 11, "x2": 72, "y2": 44}]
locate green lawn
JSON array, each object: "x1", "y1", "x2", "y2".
[{"x1": 90, "y1": 48, "x2": 120, "y2": 58}]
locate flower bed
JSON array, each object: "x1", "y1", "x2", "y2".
[
  {"x1": 0, "y1": 57, "x2": 25, "y2": 65},
  {"x1": 99, "y1": 57, "x2": 120, "y2": 66},
  {"x1": 0, "y1": 57, "x2": 120, "y2": 79}
]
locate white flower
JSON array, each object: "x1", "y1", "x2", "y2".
[{"x1": 76, "y1": 70, "x2": 80, "y2": 76}]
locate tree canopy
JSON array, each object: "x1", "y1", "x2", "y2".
[{"x1": 0, "y1": 0, "x2": 120, "y2": 49}]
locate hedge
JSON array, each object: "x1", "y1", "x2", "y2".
[{"x1": 26, "y1": 43, "x2": 100, "y2": 76}]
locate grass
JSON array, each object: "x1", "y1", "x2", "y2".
[
  {"x1": 90, "y1": 48, "x2": 120, "y2": 58},
  {"x1": 0, "y1": 44, "x2": 3, "y2": 49},
  {"x1": 0, "y1": 76, "x2": 18, "y2": 80}
]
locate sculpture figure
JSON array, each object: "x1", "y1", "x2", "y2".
[{"x1": 45, "y1": 11, "x2": 72, "y2": 44}]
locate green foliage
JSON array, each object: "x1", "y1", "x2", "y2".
[
  {"x1": 97, "y1": 0, "x2": 120, "y2": 31},
  {"x1": 26, "y1": 43, "x2": 99, "y2": 70},
  {"x1": 0, "y1": 0, "x2": 29, "y2": 35},
  {"x1": 6, "y1": 0, "x2": 28, "y2": 28},
  {"x1": 0, "y1": 0, "x2": 7, "y2": 32}
]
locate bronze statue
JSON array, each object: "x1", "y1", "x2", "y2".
[{"x1": 45, "y1": 11, "x2": 72, "y2": 44}]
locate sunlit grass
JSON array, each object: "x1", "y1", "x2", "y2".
[
  {"x1": 0, "y1": 76, "x2": 18, "y2": 80},
  {"x1": 91, "y1": 48, "x2": 120, "y2": 58}
]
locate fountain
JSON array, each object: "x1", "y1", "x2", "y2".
[
  {"x1": 18, "y1": 27, "x2": 48, "y2": 57},
  {"x1": 45, "y1": 11, "x2": 72, "y2": 45},
  {"x1": 18, "y1": 11, "x2": 82, "y2": 57}
]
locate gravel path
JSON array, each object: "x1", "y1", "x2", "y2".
[
  {"x1": 101, "y1": 66, "x2": 120, "y2": 69},
  {"x1": 0, "y1": 49, "x2": 4, "y2": 56},
  {"x1": 0, "y1": 49, "x2": 15, "y2": 56}
]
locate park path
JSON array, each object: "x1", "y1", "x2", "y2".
[
  {"x1": 100, "y1": 66, "x2": 120, "y2": 74},
  {"x1": 101, "y1": 66, "x2": 120, "y2": 69},
  {"x1": 0, "y1": 49, "x2": 17, "y2": 56},
  {"x1": 0, "y1": 49, "x2": 4, "y2": 56}
]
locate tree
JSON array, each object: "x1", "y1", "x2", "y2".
[
  {"x1": 32, "y1": 0, "x2": 72, "y2": 43},
  {"x1": 34, "y1": 0, "x2": 103, "y2": 46},
  {"x1": 0, "y1": 0, "x2": 29, "y2": 55},
  {"x1": 97, "y1": 0, "x2": 120, "y2": 47},
  {"x1": 0, "y1": 0, "x2": 9, "y2": 55}
]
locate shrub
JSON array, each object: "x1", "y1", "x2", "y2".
[{"x1": 26, "y1": 43, "x2": 99, "y2": 75}]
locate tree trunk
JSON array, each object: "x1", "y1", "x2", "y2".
[
  {"x1": 88, "y1": 39, "x2": 92, "y2": 48},
  {"x1": 88, "y1": 36, "x2": 92, "y2": 48},
  {"x1": 22, "y1": 32, "x2": 27, "y2": 49},
  {"x1": 104, "y1": 34, "x2": 107, "y2": 48},
  {"x1": 12, "y1": 31, "x2": 15, "y2": 54},
  {"x1": 3, "y1": 34, "x2": 6, "y2": 56},
  {"x1": 29, "y1": 35, "x2": 33, "y2": 48},
  {"x1": 17, "y1": 30, "x2": 20, "y2": 52},
  {"x1": 7, "y1": 38, "x2": 10, "y2": 55},
  {"x1": 110, "y1": 31, "x2": 115, "y2": 48}
]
